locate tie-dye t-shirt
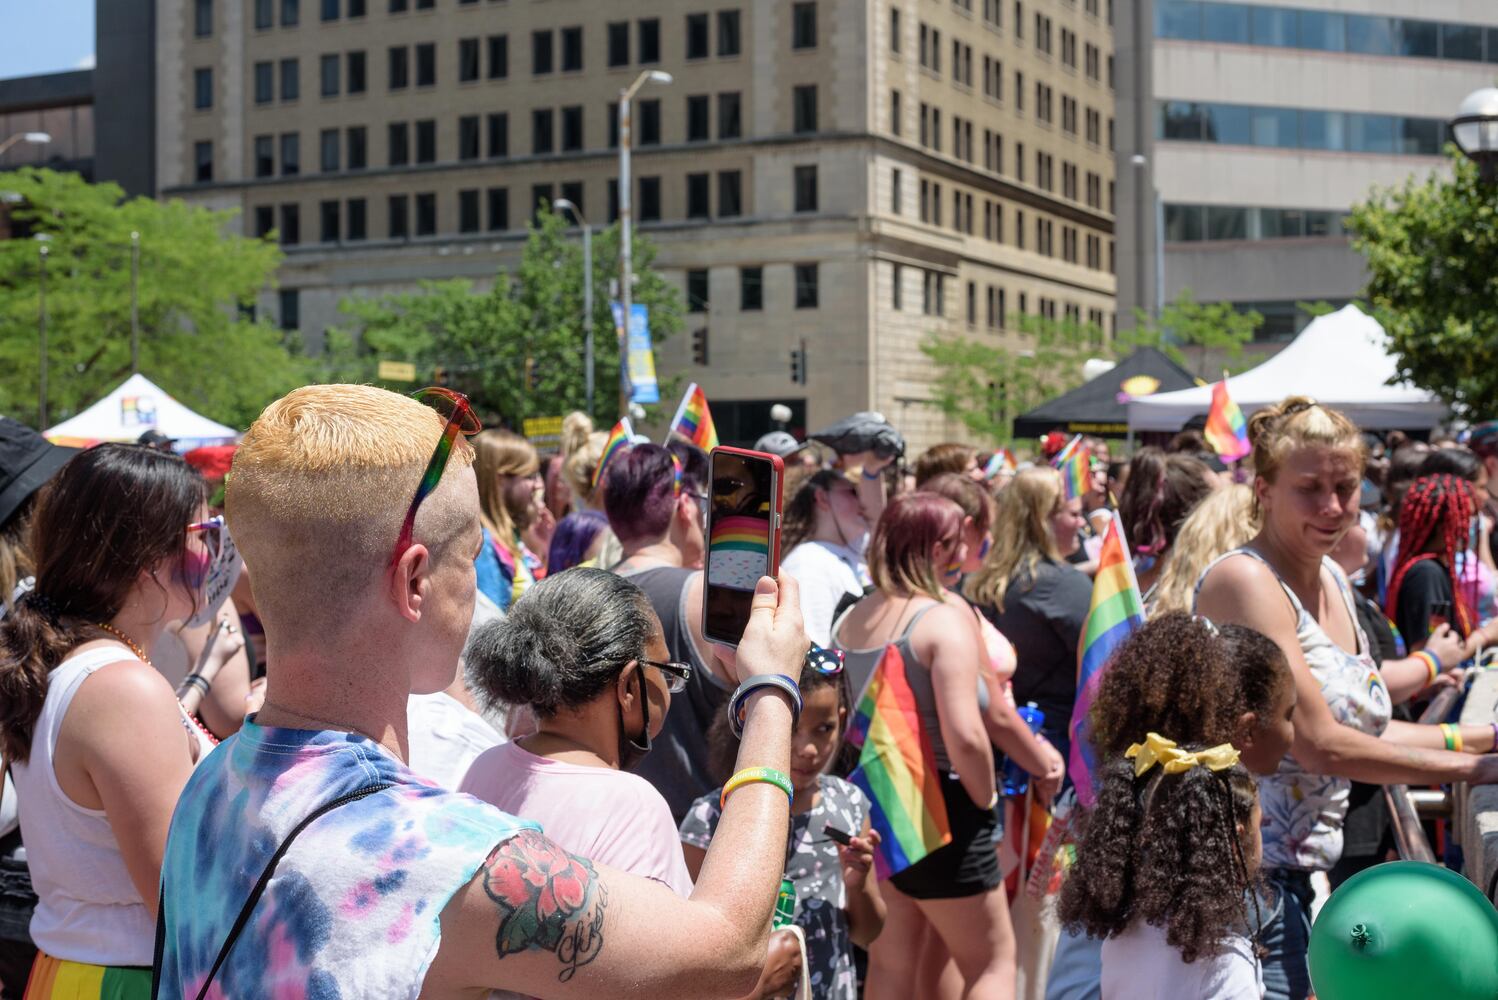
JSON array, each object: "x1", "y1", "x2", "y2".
[{"x1": 157, "y1": 718, "x2": 538, "y2": 999}]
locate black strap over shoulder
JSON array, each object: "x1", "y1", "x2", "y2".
[{"x1": 152, "y1": 783, "x2": 392, "y2": 1000}]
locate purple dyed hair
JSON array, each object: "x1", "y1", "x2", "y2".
[
  {"x1": 547, "y1": 509, "x2": 610, "y2": 574},
  {"x1": 603, "y1": 444, "x2": 682, "y2": 545}
]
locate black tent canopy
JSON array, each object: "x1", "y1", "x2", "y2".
[{"x1": 1011, "y1": 348, "x2": 1199, "y2": 440}]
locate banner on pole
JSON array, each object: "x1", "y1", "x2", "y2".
[{"x1": 611, "y1": 301, "x2": 659, "y2": 405}]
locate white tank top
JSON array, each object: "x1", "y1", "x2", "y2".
[{"x1": 11, "y1": 644, "x2": 209, "y2": 966}]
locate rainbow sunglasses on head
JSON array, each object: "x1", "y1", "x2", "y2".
[{"x1": 392, "y1": 387, "x2": 483, "y2": 564}]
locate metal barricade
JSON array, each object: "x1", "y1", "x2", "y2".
[{"x1": 1381, "y1": 686, "x2": 1461, "y2": 863}]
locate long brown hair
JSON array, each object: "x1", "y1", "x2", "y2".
[
  {"x1": 781, "y1": 468, "x2": 847, "y2": 552},
  {"x1": 0, "y1": 445, "x2": 207, "y2": 762},
  {"x1": 964, "y1": 467, "x2": 1062, "y2": 611}
]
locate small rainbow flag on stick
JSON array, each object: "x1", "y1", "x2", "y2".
[
  {"x1": 1057, "y1": 446, "x2": 1092, "y2": 502},
  {"x1": 984, "y1": 448, "x2": 1017, "y2": 480},
  {"x1": 669, "y1": 382, "x2": 720, "y2": 451},
  {"x1": 1204, "y1": 376, "x2": 1251, "y2": 461},
  {"x1": 847, "y1": 645, "x2": 953, "y2": 879},
  {"x1": 592, "y1": 417, "x2": 635, "y2": 489},
  {"x1": 1068, "y1": 511, "x2": 1145, "y2": 806}
]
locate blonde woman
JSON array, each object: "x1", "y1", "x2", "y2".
[
  {"x1": 473, "y1": 430, "x2": 544, "y2": 611},
  {"x1": 559, "y1": 412, "x2": 624, "y2": 569},
  {"x1": 964, "y1": 467, "x2": 1090, "y2": 762},
  {"x1": 1148, "y1": 484, "x2": 1259, "y2": 616}
]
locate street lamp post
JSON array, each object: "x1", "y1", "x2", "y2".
[
  {"x1": 1450, "y1": 87, "x2": 1498, "y2": 183},
  {"x1": 553, "y1": 198, "x2": 594, "y2": 418},
  {"x1": 0, "y1": 131, "x2": 51, "y2": 159},
  {"x1": 130, "y1": 231, "x2": 141, "y2": 373},
  {"x1": 617, "y1": 70, "x2": 673, "y2": 417},
  {"x1": 37, "y1": 242, "x2": 48, "y2": 429}
]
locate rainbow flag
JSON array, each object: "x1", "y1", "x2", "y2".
[
  {"x1": 709, "y1": 514, "x2": 769, "y2": 553},
  {"x1": 591, "y1": 417, "x2": 635, "y2": 489},
  {"x1": 846, "y1": 645, "x2": 952, "y2": 879},
  {"x1": 1204, "y1": 378, "x2": 1251, "y2": 461},
  {"x1": 669, "y1": 382, "x2": 719, "y2": 451},
  {"x1": 1051, "y1": 434, "x2": 1083, "y2": 466},
  {"x1": 984, "y1": 448, "x2": 1016, "y2": 479},
  {"x1": 1068, "y1": 511, "x2": 1145, "y2": 806},
  {"x1": 1057, "y1": 446, "x2": 1092, "y2": 502}
]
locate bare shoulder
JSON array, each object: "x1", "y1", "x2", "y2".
[{"x1": 73, "y1": 654, "x2": 181, "y2": 715}]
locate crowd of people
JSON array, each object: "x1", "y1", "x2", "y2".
[{"x1": 0, "y1": 385, "x2": 1495, "y2": 1000}]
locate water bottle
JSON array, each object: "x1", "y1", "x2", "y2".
[
  {"x1": 1001, "y1": 702, "x2": 1046, "y2": 798},
  {"x1": 772, "y1": 878, "x2": 796, "y2": 929}
]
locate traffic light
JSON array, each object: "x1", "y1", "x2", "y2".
[
  {"x1": 692, "y1": 328, "x2": 709, "y2": 366},
  {"x1": 789, "y1": 343, "x2": 807, "y2": 385},
  {"x1": 432, "y1": 366, "x2": 449, "y2": 386}
]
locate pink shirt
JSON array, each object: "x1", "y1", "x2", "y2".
[{"x1": 459, "y1": 740, "x2": 694, "y2": 897}]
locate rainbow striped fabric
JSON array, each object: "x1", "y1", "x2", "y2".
[
  {"x1": 709, "y1": 514, "x2": 770, "y2": 554},
  {"x1": 24, "y1": 953, "x2": 151, "y2": 999},
  {"x1": 984, "y1": 448, "x2": 1016, "y2": 479},
  {"x1": 846, "y1": 645, "x2": 953, "y2": 879},
  {"x1": 591, "y1": 417, "x2": 635, "y2": 489},
  {"x1": 669, "y1": 382, "x2": 720, "y2": 451},
  {"x1": 1057, "y1": 446, "x2": 1092, "y2": 502},
  {"x1": 1067, "y1": 511, "x2": 1145, "y2": 806},
  {"x1": 1204, "y1": 379, "x2": 1251, "y2": 461}
]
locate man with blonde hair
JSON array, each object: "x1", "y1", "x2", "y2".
[{"x1": 155, "y1": 384, "x2": 809, "y2": 999}]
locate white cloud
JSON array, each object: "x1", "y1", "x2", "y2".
[{"x1": 75, "y1": 53, "x2": 96, "y2": 70}]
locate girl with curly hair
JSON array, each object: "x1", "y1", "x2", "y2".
[{"x1": 1060, "y1": 742, "x2": 1264, "y2": 999}]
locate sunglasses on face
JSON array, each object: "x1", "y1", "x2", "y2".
[
  {"x1": 392, "y1": 387, "x2": 483, "y2": 564},
  {"x1": 641, "y1": 659, "x2": 693, "y2": 694},
  {"x1": 806, "y1": 644, "x2": 845, "y2": 676}
]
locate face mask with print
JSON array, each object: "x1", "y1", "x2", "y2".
[{"x1": 185, "y1": 523, "x2": 243, "y2": 628}]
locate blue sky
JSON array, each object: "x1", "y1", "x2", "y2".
[{"x1": 0, "y1": 0, "x2": 96, "y2": 81}]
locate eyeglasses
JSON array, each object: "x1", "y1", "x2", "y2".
[
  {"x1": 187, "y1": 515, "x2": 227, "y2": 560},
  {"x1": 641, "y1": 659, "x2": 693, "y2": 694},
  {"x1": 392, "y1": 387, "x2": 483, "y2": 564},
  {"x1": 806, "y1": 644, "x2": 844, "y2": 676}
]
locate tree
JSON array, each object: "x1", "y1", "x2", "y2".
[
  {"x1": 1347, "y1": 149, "x2": 1498, "y2": 418},
  {"x1": 1117, "y1": 289, "x2": 1262, "y2": 377},
  {"x1": 326, "y1": 208, "x2": 684, "y2": 428},
  {"x1": 0, "y1": 168, "x2": 303, "y2": 429}
]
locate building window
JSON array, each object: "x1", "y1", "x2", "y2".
[
  {"x1": 281, "y1": 0, "x2": 299, "y2": 26},
  {"x1": 966, "y1": 281, "x2": 976, "y2": 326},
  {"x1": 531, "y1": 184, "x2": 554, "y2": 222},
  {"x1": 686, "y1": 13, "x2": 710, "y2": 59},
  {"x1": 279, "y1": 289, "x2": 299, "y2": 331},
  {"x1": 347, "y1": 198, "x2": 367, "y2": 240},
  {"x1": 560, "y1": 181, "x2": 584, "y2": 215},
  {"x1": 719, "y1": 10, "x2": 741, "y2": 55},
  {"x1": 459, "y1": 189, "x2": 480, "y2": 232},
  {"x1": 255, "y1": 0, "x2": 273, "y2": 28},
  {"x1": 321, "y1": 0, "x2": 338, "y2": 20},
  {"x1": 532, "y1": 30, "x2": 554, "y2": 74},
  {"x1": 390, "y1": 0, "x2": 407, "y2": 12},
  {"x1": 415, "y1": 43, "x2": 435, "y2": 85},
  {"x1": 718, "y1": 92, "x2": 742, "y2": 139},
  {"x1": 687, "y1": 173, "x2": 711, "y2": 218},
  {"x1": 639, "y1": 99, "x2": 661, "y2": 144},
  {"x1": 389, "y1": 195, "x2": 409, "y2": 238},
  {"x1": 795, "y1": 263, "x2": 819, "y2": 308},
  {"x1": 195, "y1": 0, "x2": 214, "y2": 37},
  {"x1": 347, "y1": 50, "x2": 366, "y2": 92},
  {"x1": 740, "y1": 267, "x2": 763, "y2": 310},
  {"x1": 487, "y1": 187, "x2": 509, "y2": 230},
  {"x1": 718, "y1": 171, "x2": 742, "y2": 217},
  {"x1": 608, "y1": 22, "x2": 630, "y2": 66},
  {"x1": 891, "y1": 167, "x2": 901, "y2": 214},
  {"x1": 532, "y1": 109, "x2": 554, "y2": 154},
  {"x1": 320, "y1": 128, "x2": 340, "y2": 170},
  {"x1": 194, "y1": 67, "x2": 213, "y2": 109},
  {"x1": 638, "y1": 18, "x2": 661, "y2": 63},
  {"x1": 561, "y1": 26, "x2": 583, "y2": 71},
  {"x1": 608, "y1": 103, "x2": 619, "y2": 147},
  {"x1": 687, "y1": 95, "x2": 710, "y2": 141},
  {"x1": 279, "y1": 204, "x2": 300, "y2": 245},
  {"x1": 792, "y1": 2, "x2": 818, "y2": 48},
  {"x1": 320, "y1": 199, "x2": 340, "y2": 242},
  {"x1": 892, "y1": 263, "x2": 905, "y2": 310},
  {"x1": 347, "y1": 126, "x2": 367, "y2": 169},
  {"x1": 793, "y1": 85, "x2": 818, "y2": 133},
  {"x1": 194, "y1": 140, "x2": 213, "y2": 182},
  {"x1": 891, "y1": 88, "x2": 901, "y2": 135},
  {"x1": 793, "y1": 165, "x2": 818, "y2": 212},
  {"x1": 388, "y1": 122, "x2": 409, "y2": 165},
  {"x1": 280, "y1": 58, "x2": 299, "y2": 101},
  {"x1": 415, "y1": 193, "x2": 436, "y2": 236},
  {"x1": 254, "y1": 61, "x2": 274, "y2": 103},
  {"x1": 254, "y1": 205, "x2": 274, "y2": 238},
  {"x1": 561, "y1": 106, "x2": 583, "y2": 151},
  {"x1": 280, "y1": 132, "x2": 300, "y2": 175},
  {"x1": 459, "y1": 115, "x2": 480, "y2": 159},
  {"x1": 488, "y1": 112, "x2": 509, "y2": 157},
  {"x1": 687, "y1": 269, "x2": 709, "y2": 311},
  {"x1": 415, "y1": 119, "x2": 436, "y2": 162},
  {"x1": 389, "y1": 46, "x2": 409, "y2": 89},
  {"x1": 639, "y1": 176, "x2": 661, "y2": 221},
  {"x1": 890, "y1": 7, "x2": 900, "y2": 52},
  {"x1": 607, "y1": 179, "x2": 620, "y2": 222},
  {"x1": 458, "y1": 38, "x2": 480, "y2": 82},
  {"x1": 320, "y1": 54, "x2": 339, "y2": 96},
  {"x1": 488, "y1": 34, "x2": 509, "y2": 78}
]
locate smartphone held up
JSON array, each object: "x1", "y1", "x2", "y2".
[{"x1": 702, "y1": 446, "x2": 785, "y2": 647}]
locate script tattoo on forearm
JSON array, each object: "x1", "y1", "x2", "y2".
[{"x1": 482, "y1": 829, "x2": 609, "y2": 982}]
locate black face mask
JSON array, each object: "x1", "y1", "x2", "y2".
[{"x1": 617, "y1": 665, "x2": 652, "y2": 771}]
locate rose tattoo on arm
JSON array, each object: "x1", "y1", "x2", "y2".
[{"x1": 482, "y1": 829, "x2": 609, "y2": 982}]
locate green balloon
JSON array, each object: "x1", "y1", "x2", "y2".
[{"x1": 1308, "y1": 861, "x2": 1498, "y2": 1000}]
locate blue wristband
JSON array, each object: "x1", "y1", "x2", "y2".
[
  {"x1": 729, "y1": 674, "x2": 803, "y2": 738},
  {"x1": 861, "y1": 467, "x2": 884, "y2": 480}
]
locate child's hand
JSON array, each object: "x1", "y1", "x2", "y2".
[{"x1": 838, "y1": 830, "x2": 880, "y2": 890}]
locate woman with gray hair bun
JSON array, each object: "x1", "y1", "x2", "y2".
[{"x1": 459, "y1": 567, "x2": 696, "y2": 895}]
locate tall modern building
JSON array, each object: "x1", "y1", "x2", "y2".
[
  {"x1": 142, "y1": 0, "x2": 1116, "y2": 447},
  {"x1": 1117, "y1": 0, "x2": 1498, "y2": 349}
]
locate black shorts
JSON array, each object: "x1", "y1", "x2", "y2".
[{"x1": 888, "y1": 773, "x2": 1002, "y2": 900}]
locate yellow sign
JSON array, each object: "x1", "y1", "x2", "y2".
[
  {"x1": 523, "y1": 416, "x2": 566, "y2": 456},
  {"x1": 377, "y1": 360, "x2": 418, "y2": 382}
]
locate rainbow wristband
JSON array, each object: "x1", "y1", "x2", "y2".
[
  {"x1": 1414, "y1": 650, "x2": 1441, "y2": 686},
  {"x1": 1440, "y1": 723, "x2": 1463, "y2": 753},
  {"x1": 720, "y1": 766, "x2": 794, "y2": 808}
]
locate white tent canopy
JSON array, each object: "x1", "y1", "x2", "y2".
[
  {"x1": 1127, "y1": 305, "x2": 1447, "y2": 432},
  {"x1": 45, "y1": 373, "x2": 239, "y2": 448}
]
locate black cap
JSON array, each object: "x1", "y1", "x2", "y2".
[
  {"x1": 0, "y1": 418, "x2": 77, "y2": 528},
  {"x1": 137, "y1": 429, "x2": 174, "y2": 450}
]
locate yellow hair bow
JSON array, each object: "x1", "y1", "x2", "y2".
[{"x1": 1124, "y1": 733, "x2": 1241, "y2": 777}]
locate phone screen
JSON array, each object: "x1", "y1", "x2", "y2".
[{"x1": 704, "y1": 450, "x2": 780, "y2": 646}]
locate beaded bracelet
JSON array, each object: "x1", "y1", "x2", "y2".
[
  {"x1": 728, "y1": 674, "x2": 803, "y2": 738},
  {"x1": 720, "y1": 766, "x2": 794, "y2": 808},
  {"x1": 1413, "y1": 650, "x2": 1441, "y2": 686},
  {"x1": 1439, "y1": 722, "x2": 1463, "y2": 753}
]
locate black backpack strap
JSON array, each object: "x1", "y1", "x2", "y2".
[{"x1": 153, "y1": 783, "x2": 392, "y2": 1000}]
